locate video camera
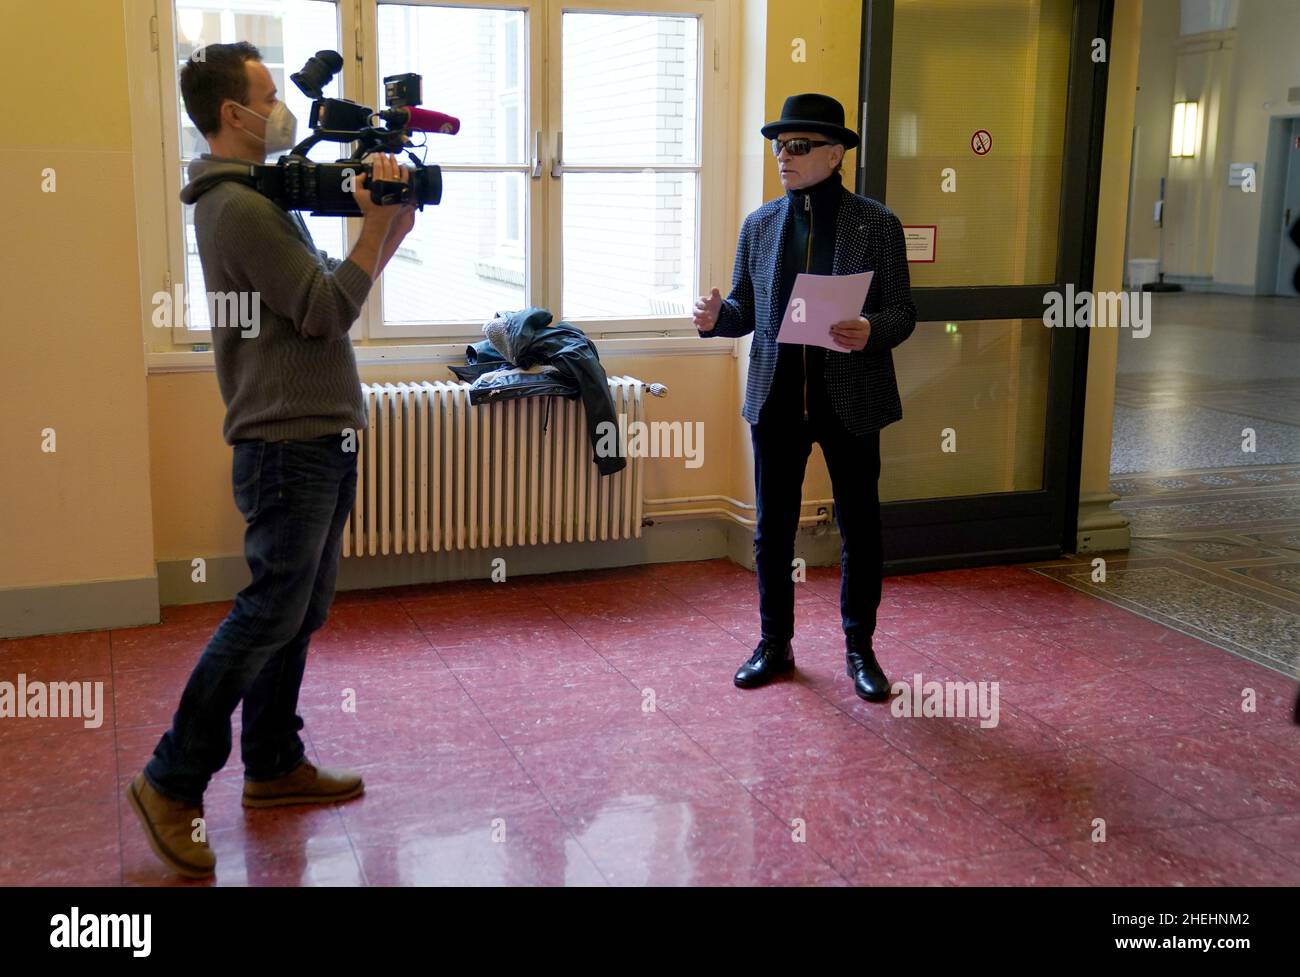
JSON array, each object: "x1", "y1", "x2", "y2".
[{"x1": 252, "y1": 49, "x2": 458, "y2": 217}]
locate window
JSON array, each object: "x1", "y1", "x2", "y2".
[
  {"x1": 559, "y1": 11, "x2": 700, "y2": 320},
  {"x1": 146, "y1": 0, "x2": 719, "y2": 348},
  {"x1": 170, "y1": 0, "x2": 344, "y2": 337},
  {"x1": 375, "y1": 3, "x2": 529, "y2": 328}
]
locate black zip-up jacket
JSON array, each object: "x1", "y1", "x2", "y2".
[{"x1": 764, "y1": 170, "x2": 843, "y2": 423}]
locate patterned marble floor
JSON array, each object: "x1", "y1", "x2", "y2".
[
  {"x1": 1109, "y1": 293, "x2": 1300, "y2": 474},
  {"x1": 1070, "y1": 294, "x2": 1300, "y2": 677},
  {"x1": 1033, "y1": 464, "x2": 1300, "y2": 678},
  {"x1": 1, "y1": 560, "x2": 1296, "y2": 887}
]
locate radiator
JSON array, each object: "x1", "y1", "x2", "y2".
[{"x1": 342, "y1": 377, "x2": 647, "y2": 557}]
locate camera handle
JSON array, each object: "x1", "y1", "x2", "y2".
[{"x1": 367, "y1": 148, "x2": 427, "y2": 207}]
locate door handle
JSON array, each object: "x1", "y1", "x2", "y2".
[
  {"x1": 530, "y1": 129, "x2": 542, "y2": 179},
  {"x1": 550, "y1": 131, "x2": 564, "y2": 178}
]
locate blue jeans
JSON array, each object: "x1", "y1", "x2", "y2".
[{"x1": 146, "y1": 434, "x2": 358, "y2": 805}]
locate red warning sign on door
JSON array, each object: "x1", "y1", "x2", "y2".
[{"x1": 971, "y1": 129, "x2": 992, "y2": 155}]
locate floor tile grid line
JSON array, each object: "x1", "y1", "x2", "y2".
[
  {"x1": 928, "y1": 690, "x2": 1300, "y2": 851},
  {"x1": 298, "y1": 724, "x2": 367, "y2": 887},
  {"x1": 543, "y1": 576, "x2": 860, "y2": 885},
  {"x1": 1114, "y1": 492, "x2": 1300, "y2": 515},
  {"x1": 1118, "y1": 547, "x2": 1300, "y2": 612},
  {"x1": 849, "y1": 613, "x2": 1262, "y2": 797},
  {"x1": 1116, "y1": 486, "x2": 1300, "y2": 507},
  {"x1": 1140, "y1": 401, "x2": 1300, "y2": 431},
  {"x1": 1111, "y1": 460, "x2": 1300, "y2": 483},
  {"x1": 65, "y1": 561, "x2": 1291, "y2": 885},
  {"x1": 991, "y1": 573, "x2": 1255, "y2": 673},
  {"x1": 899, "y1": 762, "x2": 1099, "y2": 886},
  {"x1": 524, "y1": 576, "x2": 855, "y2": 886},
  {"x1": 1061, "y1": 534, "x2": 1300, "y2": 580},
  {"x1": 1217, "y1": 814, "x2": 1300, "y2": 874},
  {"x1": 755, "y1": 606, "x2": 1165, "y2": 883},
  {"x1": 976, "y1": 641, "x2": 1251, "y2": 747},
  {"x1": 899, "y1": 575, "x2": 1181, "y2": 678},
  {"x1": 1072, "y1": 730, "x2": 1300, "y2": 861},
  {"x1": 849, "y1": 625, "x2": 1292, "y2": 883},
  {"x1": 674, "y1": 583, "x2": 1085, "y2": 884},
  {"x1": 925, "y1": 736, "x2": 1222, "y2": 844},
  {"x1": 391, "y1": 591, "x2": 626, "y2": 887},
  {"x1": 109, "y1": 620, "x2": 368, "y2": 888},
  {"x1": 1026, "y1": 566, "x2": 1297, "y2": 678},
  {"x1": 107, "y1": 627, "x2": 126, "y2": 886},
  {"x1": 1125, "y1": 531, "x2": 1300, "y2": 557},
  {"x1": 325, "y1": 596, "x2": 587, "y2": 885}
]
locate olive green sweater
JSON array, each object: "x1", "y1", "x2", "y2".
[{"x1": 180, "y1": 154, "x2": 372, "y2": 443}]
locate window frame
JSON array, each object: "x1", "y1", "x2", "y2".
[{"x1": 128, "y1": 0, "x2": 729, "y2": 354}]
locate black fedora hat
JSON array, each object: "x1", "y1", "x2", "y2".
[{"x1": 761, "y1": 93, "x2": 859, "y2": 149}]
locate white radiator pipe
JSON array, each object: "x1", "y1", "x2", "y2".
[
  {"x1": 643, "y1": 507, "x2": 830, "y2": 529},
  {"x1": 644, "y1": 494, "x2": 834, "y2": 529}
]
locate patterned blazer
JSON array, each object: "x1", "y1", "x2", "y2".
[{"x1": 703, "y1": 188, "x2": 917, "y2": 434}]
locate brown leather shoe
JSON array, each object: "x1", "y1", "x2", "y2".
[
  {"x1": 242, "y1": 760, "x2": 364, "y2": 809},
  {"x1": 126, "y1": 773, "x2": 216, "y2": 880}
]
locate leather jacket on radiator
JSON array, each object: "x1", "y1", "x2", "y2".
[{"x1": 450, "y1": 307, "x2": 626, "y2": 476}]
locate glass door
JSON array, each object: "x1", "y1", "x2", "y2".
[{"x1": 858, "y1": 0, "x2": 1113, "y2": 568}]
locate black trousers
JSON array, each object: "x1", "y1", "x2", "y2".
[{"x1": 751, "y1": 401, "x2": 884, "y2": 645}]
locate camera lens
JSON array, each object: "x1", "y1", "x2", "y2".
[{"x1": 291, "y1": 50, "x2": 344, "y2": 100}]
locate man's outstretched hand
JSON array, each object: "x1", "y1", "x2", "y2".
[{"x1": 693, "y1": 287, "x2": 722, "y2": 332}]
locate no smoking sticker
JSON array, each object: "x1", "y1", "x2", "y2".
[{"x1": 971, "y1": 129, "x2": 992, "y2": 155}]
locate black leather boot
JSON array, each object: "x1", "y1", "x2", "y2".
[
  {"x1": 846, "y1": 636, "x2": 890, "y2": 702},
  {"x1": 734, "y1": 639, "x2": 795, "y2": 689}
]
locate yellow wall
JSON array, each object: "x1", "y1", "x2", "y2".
[
  {"x1": 0, "y1": 0, "x2": 157, "y2": 590},
  {"x1": 753, "y1": 0, "x2": 863, "y2": 505},
  {"x1": 1127, "y1": 0, "x2": 1179, "y2": 267},
  {"x1": 1, "y1": 0, "x2": 1137, "y2": 627},
  {"x1": 1079, "y1": 0, "x2": 1142, "y2": 532},
  {"x1": 1129, "y1": 0, "x2": 1300, "y2": 289}
]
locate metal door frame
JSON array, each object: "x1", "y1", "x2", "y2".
[{"x1": 857, "y1": 0, "x2": 1114, "y2": 571}]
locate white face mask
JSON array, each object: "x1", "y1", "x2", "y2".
[{"x1": 229, "y1": 100, "x2": 298, "y2": 153}]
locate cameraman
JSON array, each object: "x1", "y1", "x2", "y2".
[{"x1": 126, "y1": 42, "x2": 415, "y2": 879}]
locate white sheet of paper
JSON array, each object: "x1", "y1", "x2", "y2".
[{"x1": 776, "y1": 271, "x2": 874, "y2": 352}]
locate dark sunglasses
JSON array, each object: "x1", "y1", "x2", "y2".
[{"x1": 771, "y1": 137, "x2": 836, "y2": 157}]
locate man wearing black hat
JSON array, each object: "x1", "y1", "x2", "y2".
[{"x1": 694, "y1": 93, "x2": 916, "y2": 701}]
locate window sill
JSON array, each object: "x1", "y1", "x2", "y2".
[{"x1": 146, "y1": 333, "x2": 737, "y2": 374}]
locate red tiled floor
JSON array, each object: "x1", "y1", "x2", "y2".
[
  {"x1": 1, "y1": 558, "x2": 1297, "y2": 886},
  {"x1": 1041, "y1": 823, "x2": 1298, "y2": 886},
  {"x1": 1088, "y1": 726, "x2": 1300, "y2": 821},
  {"x1": 0, "y1": 630, "x2": 112, "y2": 681},
  {"x1": 928, "y1": 749, "x2": 1211, "y2": 846},
  {"x1": 749, "y1": 767, "x2": 1038, "y2": 880},
  {"x1": 570, "y1": 795, "x2": 846, "y2": 886}
]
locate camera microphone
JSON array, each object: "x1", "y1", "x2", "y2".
[{"x1": 377, "y1": 106, "x2": 461, "y2": 135}]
